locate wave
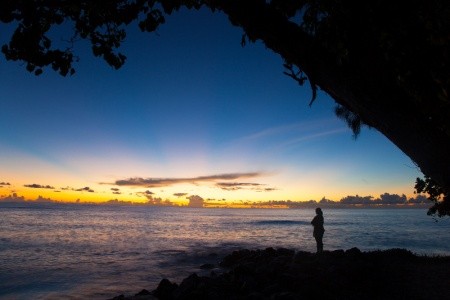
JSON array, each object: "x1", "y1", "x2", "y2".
[
  {"x1": 249, "y1": 220, "x2": 354, "y2": 227},
  {"x1": 251, "y1": 220, "x2": 311, "y2": 226}
]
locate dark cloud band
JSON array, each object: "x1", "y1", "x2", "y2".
[
  {"x1": 24, "y1": 184, "x2": 55, "y2": 189},
  {"x1": 114, "y1": 172, "x2": 262, "y2": 187}
]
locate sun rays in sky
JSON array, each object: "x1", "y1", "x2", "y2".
[{"x1": 0, "y1": 8, "x2": 422, "y2": 206}]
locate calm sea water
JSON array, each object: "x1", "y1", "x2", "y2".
[{"x1": 0, "y1": 204, "x2": 449, "y2": 299}]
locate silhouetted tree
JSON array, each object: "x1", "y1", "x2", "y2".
[
  {"x1": 415, "y1": 176, "x2": 449, "y2": 217},
  {"x1": 1, "y1": 1, "x2": 449, "y2": 215}
]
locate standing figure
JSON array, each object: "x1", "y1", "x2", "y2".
[{"x1": 311, "y1": 208, "x2": 325, "y2": 253}]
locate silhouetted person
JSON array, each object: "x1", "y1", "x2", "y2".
[{"x1": 311, "y1": 208, "x2": 324, "y2": 253}]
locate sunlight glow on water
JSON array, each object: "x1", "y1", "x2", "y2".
[{"x1": 0, "y1": 205, "x2": 449, "y2": 299}]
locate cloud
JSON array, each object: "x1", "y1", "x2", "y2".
[
  {"x1": 136, "y1": 190, "x2": 154, "y2": 197},
  {"x1": 216, "y1": 182, "x2": 277, "y2": 192},
  {"x1": 24, "y1": 183, "x2": 55, "y2": 189},
  {"x1": 174, "y1": 193, "x2": 188, "y2": 197},
  {"x1": 376, "y1": 193, "x2": 407, "y2": 204},
  {"x1": 254, "y1": 187, "x2": 277, "y2": 192},
  {"x1": 135, "y1": 190, "x2": 173, "y2": 206},
  {"x1": 237, "y1": 119, "x2": 346, "y2": 143},
  {"x1": 58, "y1": 186, "x2": 95, "y2": 192},
  {"x1": 110, "y1": 187, "x2": 121, "y2": 194},
  {"x1": 105, "y1": 199, "x2": 132, "y2": 205},
  {"x1": 216, "y1": 182, "x2": 263, "y2": 191},
  {"x1": 187, "y1": 195, "x2": 204, "y2": 208},
  {"x1": 76, "y1": 186, "x2": 95, "y2": 193},
  {"x1": 113, "y1": 172, "x2": 263, "y2": 188},
  {"x1": 0, "y1": 193, "x2": 26, "y2": 202},
  {"x1": 233, "y1": 120, "x2": 348, "y2": 156},
  {"x1": 0, "y1": 182, "x2": 11, "y2": 186},
  {"x1": 35, "y1": 195, "x2": 55, "y2": 203},
  {"x1": 276, "y1": 128, "x2": 348, "y2": 151},
  {"x1": 0, "y1": 193, "x2": 58, "y2": 204},
  {"x1": 239, "y1": 123, "x2": 307, "y2": 141},
  {"x1": 146, "y1": 196, "x2": 163, "y2": 205},
  {"x1": 217, "y1": 182, "x2": 262, "y2": 187},
  {"x1": 141, "y1": 193, "x2": 174, "y2": 206}
]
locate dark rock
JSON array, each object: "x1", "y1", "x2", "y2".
[
  {"x1": 199, "y1": 263, "x2": 215, "y2": 270},
  {"x1": 270, "y1": 291, "x2": 297, "y2": 300},
  {"x1": 209, "y1": 270, "x2": 217, "y2": 277},
  {"x1": 178, "y1": 273, "x2": 200, "y2": 289},
  {"x1": 135, "y1": 289, "x2": 151, "y2": 296},
  {"x1": 268, "y1": 255, "x2": 292, "y2": 270},
  {"x1": 246, "y1": 291, "x2": 265, "y2": 299},
  {"x1": 276, "y1": 248, "x2": 295, "y2": 257},
  {"x1": 265, "y1": 247, "x2": 276, "y2": 252},
  {"x1": 174, "y1": 273, "x2": 202, "y2": 298},
  {"x1": 292, "y1": 250, "x2": 313, "y2": 263},
  {"x1": 219, "y1": 249, "x2": 251, "y2": 267},
  {"x1": 345, "y1": 247, "x2": 362, "y2": 256},
  {"x1": 115, "y1": 248, "x2": 450, "y2": 300},
  {"x1": 153, "y1": 278, "x2": 178, "y2": 299},
  {"x1": 263, "y1": 283, "x2": 282, "y2": 295},
  {"x1": 331, "y1": 249, "x2": 345, "y2": 256}
]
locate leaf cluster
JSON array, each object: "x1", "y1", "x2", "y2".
[
  {"x1": 415, "y1": 176, "x2": 449, "y2": 217},
  {"x1": 0, "y1": 0, "x2": 204, "y2": 76}
]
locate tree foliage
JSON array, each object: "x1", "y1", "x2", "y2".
[
  {"x1": 1, "y1": 0, "x2": 449, "y2": 215},
  {"x1": 415, "y1": 176, "x2": 450, "y2": 217}
]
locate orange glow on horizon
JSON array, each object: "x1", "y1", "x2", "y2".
[{"x1": 0, "y1": 174, "x2": 417, "y2": 207}]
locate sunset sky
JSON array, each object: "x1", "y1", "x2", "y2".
[{"x1": 0, "y1": 8, "x2": 422, "y2": 206}]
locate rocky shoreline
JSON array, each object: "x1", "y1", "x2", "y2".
[{"x1": 111, "y1": 247, "x2": 450, "y2": 299}]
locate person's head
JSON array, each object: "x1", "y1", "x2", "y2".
[{"x1": 315, "y1": 207, "x2": 323, "y2": 215}]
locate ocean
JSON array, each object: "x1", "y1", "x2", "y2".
[{"x1": 0, "y1": 204, "x2": 449, "y2": 299}]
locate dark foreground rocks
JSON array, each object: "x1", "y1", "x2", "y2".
[{"x1": 111, "y1": 248, "x2": 450, "y2": 300}]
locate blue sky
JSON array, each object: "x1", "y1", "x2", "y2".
[{"x1": 0, "y1": 8, "x2": 422, "y2": 204}]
